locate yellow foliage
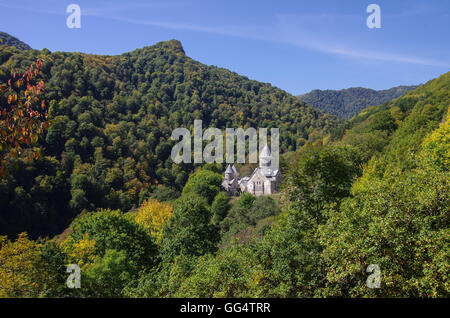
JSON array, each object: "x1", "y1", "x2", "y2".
[
  {"x1": 61, "y1": 233, "x2": 96, "y2": 269},
  {"x1": 0, "y1": 233, "x2": 41, "y2": 298},
  {"x1": 420, "y1": 107, "x2": 450, "y2": 171},
  {"x1": 135, "y1": 199, "x2": 173, "y2": 243},
  {"x1": 390, "y1": 106, "x2": 404, "y2": 124}
]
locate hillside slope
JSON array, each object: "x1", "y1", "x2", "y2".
[
  {"x1": 0, "y1": 39, "x2": 340, "y2": 238},
  {"x1": 339, "y1": 72, "x2": 449, "y2": 165},
  {"x1": 0, "y1": 31, "x2": 31, "y2": 51},
  {"x1": 128, "y1": 71, "x2": 449, "y2": 298},
  {"x1": 298, "y1": 85, "x2": 418, "y2": 119},
  {"x1": 318, "y1": 71, "x2": 450, "y2": 297}
]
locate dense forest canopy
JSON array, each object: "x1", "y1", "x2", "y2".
[
  {"x1": 0, "y1": 38, "x2": 340, "y2": 238},
  {"x1": 1, "y1": 69, "x2": 447, "y2": 298},
  {"x1": 298, "y1": 85, "x2": 418, "y2": 119}
]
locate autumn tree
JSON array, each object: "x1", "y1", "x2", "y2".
[
  {"x1": 0, "y1": 233, "x2": 41, "y2": 297},
  {"x1": 0, "y1": 58, "x2": 49, "y2": 175},
  {"x1": 135, "y1": 199, "x2": 174, "y2": 243},
  {"x1": 420, "y1": 108, "x2": 449, "y2": 172}
]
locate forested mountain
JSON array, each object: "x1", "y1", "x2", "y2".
[
  {"x1": 0, "y1": 32, "x2": 31, "y2": 51},
  {"x1": 298, "y1": 85, "x2": 418, "y2": 119},
  {"x1": 0, "y1": 28, "x2": 448, "y2": 297},
  {"x1": 1, "y1": 67, "x2": 447, "y2": 298},
  {"x1": 0, "y1": 39, "x2": 340, "y2": 238}
]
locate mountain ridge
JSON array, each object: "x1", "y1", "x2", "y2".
[{"x1": 298, "y1": 85, "x2": 419, "y2": 119}]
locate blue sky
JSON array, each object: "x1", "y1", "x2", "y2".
[{"x1": 0, "y1": 0, "x2": 449, "y2": 94}]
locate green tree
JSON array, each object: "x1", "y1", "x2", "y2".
[
  {"x1": 211, "y1": 192, "x2": 230, "y2": 224},
  {"x1": 182, "y1": 169, "x2": 223, "y2": 205},
  {"x1": 252, "y1": 207, "x2": 327, "y2": 297},
  {"x1": 286, "y1": 145, "x2": 362, "y2": 218},
  {"x1": 160, "y1": 194, "x2": 219, "y2": 262},
  {"x1": 248, "y1": 196, "x2": 280, "y2": 225},
  {"x1": 83, "y1": 249, "x2": 134, "y2": 297},
  {"x1": 320, "y1": 166, "x2": 449, "y2": 297},
  {"x1": 35, "y1": 240, "x2": 69, "y2": 297},
  {"x1": 237, "y1": 192, "x2": 255, "y2": 210},
  {"x1": 65, "y1": 209, "x2": 158, "y2": 272}
]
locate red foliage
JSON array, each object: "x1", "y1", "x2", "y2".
[{"x1": 0, "y1": 59, "x2": 49, "y2": 175}]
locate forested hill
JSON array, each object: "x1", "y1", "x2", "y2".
[
  {"x1": 298, "y1": 85, "x2": 418, "y2": 119},
  {"x1": 338, "y1": 71, "x2": 449, "y2": 167},
  {"x1": 1, "y1": 33, "x2": 448, "y2": 297},
  {"x1": 0, "y1": 39, "x2": 340, "y2": 238},
  {"x1": 0, "y1": 31, "x2": 32, "y2": 51}
]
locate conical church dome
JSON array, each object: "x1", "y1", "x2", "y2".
[
  {"x1": 260, "y1": 143, "x2": 271, "y2": 158},
  {"x1": 225, "y1": 165, "x2": 233, "y2": 174},
  {"x1": 259, "y1": 144, "x2": 272, "y2": 168}
]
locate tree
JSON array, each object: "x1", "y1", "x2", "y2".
[
  {"x1": 420, "y1": 109, "x2": 449, "y2": 172},
  {"x1": 0, "y1": 233, "x2": 41, "y2": 297},
  {"x1": 0, "y1": 59, "x2": 49, "y2": 175},
  {"x1": 319, "y1": 113, "x2": 450, "y2": 297},
  {"x1": 35, "y1": 240, "x2": 70, "y2": 297},
  {"x1": 135, "y1": 199, "x2": 174, "y2": 243},
  {"x1": 211, "y1": 192, "x2": 230, "y2": 225},
  {"x1": 160, "y1": 194, "x2": 219, "y2": 262},
  {"x1": 248, "y1": 196, "x2": 280, "y2": 225},
  {"x1": 367, "y1": 110, "x2": 398, "y2": 134},
  {"x1": 149, "y1": 185, "x2": 180, "y2": 202},
  {"x1": 61, "y1": 232, "x2": 97, "y2": 270},
  {"x1": 182, "y1": 168, "x2": 223, "y2": 205},
  {"x1": 237, "y1": 192, "x2": 255, "y2": 210},
  {"x1": 245, "y1": 207, "x2": 326, "y2": 297},
  {"x1": 83, "y1": 249, "x2": 134, "y2": 297},
  {"x1": 286, "y1": 145, "x2": 362, "y2": 218},
  {"x1": 64, "y1": 209, "x2": 158, "y2": 272},
  {"x1": 218, "y1": 195, "x2": 280, "y2": 246},
  {"x1": 174, "y1": 244, "x2": 261, "y2": 297},
  {"x1": 320, "y1": 166, "x2": 449, "y2": 297}
]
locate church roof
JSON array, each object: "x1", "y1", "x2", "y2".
[
  {"x1": 248, "y1": 166, "x2": 280, "y2": 182},
  {"x1": 262, "y1": 168, "x2": 279, "y2": 177},
  {"x1": 238, "y1": 176, "x2": 250, "y2": 184},
  {"x1": 232, "y1": 165, "x2": 238, "y2": 173},
  {"x1": 225, "y1": 165, "x2": 233, "y2": 174},
  {"x1": 260, "y1": 143, "x2": 272, "y2": 159}
]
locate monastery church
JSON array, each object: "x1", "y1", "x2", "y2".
[{"x1": 221, "y1": 143, "x2": 282, "y2": 196}]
